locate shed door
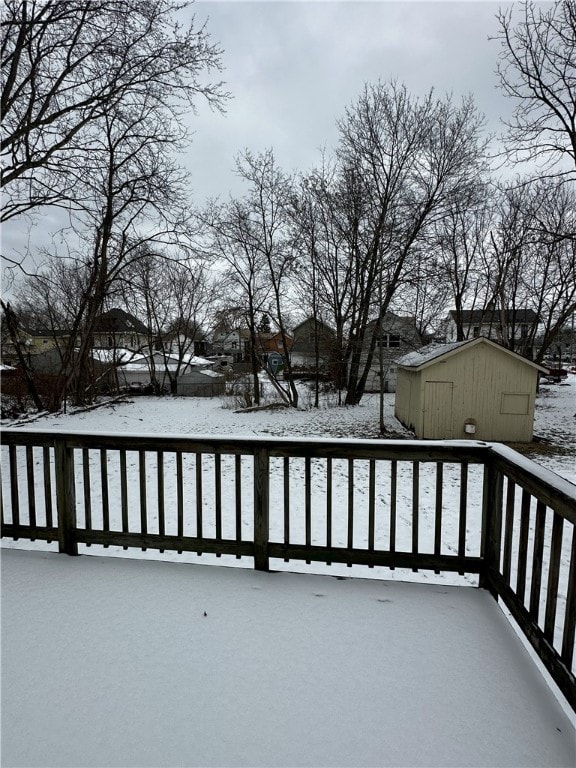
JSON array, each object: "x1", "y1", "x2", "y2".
[{"x1": 424, "y1": 381, "x2": 454, "y2": 439}]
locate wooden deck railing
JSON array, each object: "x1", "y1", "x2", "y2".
[{"x1": 1, "y1": 428, "x2": 575, "y2": 710}]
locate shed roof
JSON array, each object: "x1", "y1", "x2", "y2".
[{"x1": 397, "y1": 337, "x2": 548, "y2": 373}]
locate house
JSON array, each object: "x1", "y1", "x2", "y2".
[
  {"x1": 92, "y1": 308, "x2": 150, "y2": 350},
  {"x1": 362, "y1": 313, "x2": 423, "y2": 393},
  {"x1": 1, "y1": 327, "x2": 70, "y2": 367},
  {"x1": 291, "y1": 317, "x2": 337, "y2": 371},
  {"x1": 444, "y1": 308, "x2": 540, "y2": 357},
  {"x1": 211, "y1": 325, "x2": 293, "y2": 367},
  {"x1": 211, "y1": 326, "x2": 251, "y2": 362},
  {"x1": 157, "y1": 329, "x2": 209, "y2": 359},
  {"x1": 394, "y1": 337, "x2": 548, "y2": 442}
]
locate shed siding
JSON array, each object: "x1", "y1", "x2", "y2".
[{"x1": 396, "y1": 341, "x2": 539, "y2": 442}]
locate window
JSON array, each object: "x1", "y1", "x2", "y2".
[
  {"x1": 377, "y1": 334, "x2": 402, "y2": 348},
  {"x1": 473, "y1": 326, "x2": 480, "y2": 338},
  {"x1": 500, "y1": 393, "x2": 530, "y2": 415}
]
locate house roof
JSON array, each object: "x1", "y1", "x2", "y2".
[
  {"x1": 447, "y1": 308, "x2": 539, "y2": 324},
  {"x1": 292, "y1": 317, "x2": 335, "y2": 335},
  {"x1": 397, "y1": 337, "x2": 548, "y2": 373},
  {"x1": 93, "y1": 308, "x2": 149, "y2": 335}
]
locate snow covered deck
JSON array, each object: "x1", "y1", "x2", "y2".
[{"x1": 2, "y1": 548, "x2": 574, "y2": 768}]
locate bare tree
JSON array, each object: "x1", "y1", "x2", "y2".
[
  {"x1": 493, "y1": 0, "x2": 576, "y2": 174},
  {"x1": 487, "y1": 177, "x2": 576, "y2": 361},
  {"x1": 335, "y1": 82, "x2": 489, "y2": 405},
  {"x1": 2, "y1": 2, "x2": 227, "y2": 410},
  {"x1": 1, "y1": 0, "x2": 227, "y2": 224},
  {"x1": 432, "y1": 188, "x2": 495, "y2": 340},
  {"x1": 234, "y1": 149, "x2": 300, "y2": 407},
  {"x1": 203, "y1": 197, "x2": 272, "y2": 406},
  {"x1": 122, "y1": 248, "x2": 216, "y2": 393}
]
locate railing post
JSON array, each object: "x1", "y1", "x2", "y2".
[
  {"x1": 54, "y1": 439, "x2": 78, "y2": 556},
  {"x1": 254, "y1": 447, "x2": 270, "y2": 571},
  {"x1": 479, "y1": 458, "x2": 503, "y2": 597}
]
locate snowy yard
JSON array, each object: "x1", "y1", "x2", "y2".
[{"x1": 1, "y1": 376, "x2": 575, "y2": 767}]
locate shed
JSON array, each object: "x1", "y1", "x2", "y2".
[{"x1": 394, "y1": 337, "x2": 547, "y2": 442}]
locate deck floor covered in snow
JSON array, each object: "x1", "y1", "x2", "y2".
[{"x1": 2, "y1": 548, "x2": 574, "y2": 768}]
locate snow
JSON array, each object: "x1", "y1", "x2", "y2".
[
  {"x1": 1, "y1": 377, "x2": 575, "y2": 765},
  {"x1": 397, "y1": 340, "x2": 471, "y2": 367},
  {"x1": 2, "y1": 548, "x2": 574, "y2": 768}
]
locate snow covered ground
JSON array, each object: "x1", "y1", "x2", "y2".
[
  {"x1": 1, "y1": 378, "x2": 575, "y2": 766},
  {"x1": 2, "y1": 548, "x2": 575, "y2": 768},
  {"x1": 5, "y1": 373, "x2": 574, "y2": 476}
]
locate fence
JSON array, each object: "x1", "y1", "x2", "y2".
[{"x1": 1, "y1": 428, "x2": 575, "y2": 710}]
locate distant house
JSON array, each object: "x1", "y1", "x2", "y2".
[
  {"x1": 157, "y1": 329, "x2": 209, "y2": 358},
  {"x1": 211, "y1": 325, "x2": 293, "y2": 367},
  {"x1": 1, "y1": 328, "x2": 69, "y2": 367},
  {"x1": 211, "y1": 326, "x2": 251, "y2": 362},
  {"x1": 444, "y1": 308, "x2": 540, "y2": 358},
  {"x1": 394, "y1": 337, "x2": 547, "y2": 442},
  {"x1": 362, "y1": 313, "x2": 423, "y2": 393},
  {"x1": 291, "y1": 318, "x2": 337, "y2": 370},
  {"x1": 92, "y1": 308, "x2": 150, "y2": 350}
]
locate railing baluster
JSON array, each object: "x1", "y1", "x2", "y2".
[
  {"x1": 43, "y1": 446, "x2": 53, "y2": 533},
  {"x1": 254, "y1": 448, "x2": 269, "y2": 571},
  {"x1": 283, "y1": 457, "x2": 290, "y2": 562},
  {"x1": 305, "y1": 457, "x2": 311, "y2": 564},
  {"x1": 26, "y1": 446, "x2": 36, "y2": 534},
  {"x1": 347, "y1": 459, "x2": 354, "y2": 567},
  {"x1": 561, "y1": 523, "x2": 576, "y2": 669},
  {"x1": 139, "y1": 450, "x2": 147, "y2": 550},
  {"x1": 157, "y1": 451, "x2": 165, "y2": 552},
  {"x1": 326, "y1": 457, "x2": 332, "y2": 566},
  {"x1": 529, "y1": 501, "x2": 547, "y2": 623},
  {"x1": 544, "y1": 512, "x2": 564, "y2": 645},
  {"x1": 516, "y1": 490, "x2": 531, "y2": 604},
  {"x1": 215, "y1": 454, "x2": 222, "y2": 557},
  {"x1": 458, "y1": 462, "x2": 468, "y2": 574},
  {"x1": 9, "y1": 445, "x2": 19, "y2": 535},
  {"x1": 82, "y1": 448, "x2": 92, "y2": 546},
  {"x1": 0, "y1": 457, "x2": 4, "y2": 530},
  {"x1": 390, "y1": 460, "x2": 397, "y2": 570},
  {"x1": 100, "y1": 449, "x2": 109, "y2": 547},
  {"x1": 235, "y1": 455, "x2": 242, "y2": 559},
  {"x1": 54, "y1": 440, "x2": 77, "y2": 556},
  {"x1": 502, "y1": 479, "x2": 515, "y2": 585},
  {"x1": 479, "y1": 462, "x2": 503, "y2": 597},
  {"x1": 434, "y1": 463, "x2": 443, "y2": 574},
  {"x1": 368, "y1": 459, "x2": 375, "y2": 567},
  {"x1": 177, "y1": 452, "x2": 184, "y2": 553},
  {"x1": 120, "y1": 449, "x2": 128, "y2": 549},
  {"x1": 196, "y1": 453, "x2": 203, "y2": 554},
  {"x1": 412, "y1": 462, "x2": 419, "y2": 572}
]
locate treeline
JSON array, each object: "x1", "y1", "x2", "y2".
[{"x1": 1, "y1": 1, "x2": 575, "y2": 412}]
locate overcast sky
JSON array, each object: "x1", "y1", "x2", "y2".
[
  {"x1": 2, "y1": 0, "x2": 522, "y2": 286},
  {"x1": 184, "y1": 0, "x2": 517, "y2": 203}
]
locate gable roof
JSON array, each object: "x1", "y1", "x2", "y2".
[
  {"x1": 397, "y1": 337, "x2": 548, "y2": 373},
  {"x1": 292, "y1": 317, "x2": 335, "y2": 335},
  {"x1": 447, "y1": 309, "x2": 539, "y2": 324},
  {"x1": 93, "y1": 308, "x2": 149, "y2": 335}
]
